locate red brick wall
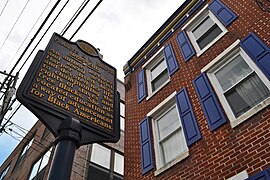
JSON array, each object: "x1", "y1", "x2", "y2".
[
  {"x1": 124, "y1": 0, "x2": 270, "y2": 179},
  {"x1": 0, "y1": 121, "x2": 55, "y2": 180}
]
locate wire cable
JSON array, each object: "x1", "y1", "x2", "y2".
[
  {"x1": 18, "y1": 0, "x2": 70, "y2": 72},
  {"x1": 0, "y1": 0, "x2": 61, "y2": 93},
  {"x1": 0, "y1": 0, "x2": 9, "y2": 16},
  {"x1": 60, "y1": 0, "x2": 90, "y2": 36},
  {"x1": 69, "y1": 0, "x2": 103, "y2": 40},
  {"x1": 0, "y1": 0, "x2": 64, "y2": 130},
  {"x1": 0, "y1": 0, "x2": 31, "y2": 51},
  {"x1": 4, "y1": 0, "x2": 52, "y2": 72}
]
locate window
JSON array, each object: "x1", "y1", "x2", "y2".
[
  {"x1": 120, "y1": 102, "x2": 125, "y2": 131},
  {"x1": 148, "y1": 92, "x2": 188, "y2": 175},
  {"x1": 89, "y1": 144, "x2": 124, "y2": 179},
  {"x1": 114, "y1": 152, "x2": 124, "y2": 175},
  {"x1": 143, "y1": 48, "x2": 170, "y2": 98},
  {"x1": 0, "y1": 164, "x2": 10, "y2": 179},
  {"x1": 206, "y1": 42, "x2": 270, "y2": 127},
  {"x1": 91, "y1": 144, "x2": 111, "y2": 169},
  {"x1": 28, "y1": 148, "x2": 52, "y2": 180},
  {"x1": 184, "y1": 6, "x2": 227, "y2": 56},
  {"x1": 15, "y1": 137, "x2": 34, "y2": 168}
]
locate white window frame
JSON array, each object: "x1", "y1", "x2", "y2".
[
  {"x1": 89, "y1": 144, "x2": 124, "y2": 178},
  {"x1": 228, "y1": 170, "x2": 248, "y2": 180},
  {"x1": 28, "y1": 148, "x2": 52, "y2": 180},
  {"x1": 202, "y1": 40, "x2": 270, "y2": 128},
  {"x1": 147, "y1": 92, "x2": 189, "y2": 176},
  {"x1": 183, "y1": 5, "x2": 227, "y2": 56},
  {"x1": 143, "y1": 47, "x2": 170, "y2": 100},
  {"x1": 0, "y1": 164, "x2": 10, "y2": 179}
]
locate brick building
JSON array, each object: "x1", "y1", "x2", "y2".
[
  {"x1": 123, "y1": 0, "x2": 270, "y2": 179},
  {"x1": 0, "y1": 80, "x2": 125, "y2": 180}
]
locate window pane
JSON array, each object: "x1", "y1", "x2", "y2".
[
  {"x1": 225, "y1": 73, "x2": 270, "y2": 117},
  {"x1": 157, "y1": 106, "x2": 180, "y2": 140},
  {"x1": 29, "y1": 159, "x2": 41, "y2": 180},
  {"x1": 21, "y1": 138, "x2": 34, "y2": 156},
  {"x1": 91, "y1": 144, "x2": 111, "y2": 169},
  {"x1": 215, "y1": 55, "x2": 252, "y2": 91},
  {"x1": 35, "y1": 167, "x2": 46, "y2": 180},
  {"x1": 88, "y1": 164, "x2": 110, "y2": 180},
  {"x1": 192, "y1": 16, "x2": 215, "y2": 40},
  {"x1": 39, "y1": 150, "x2": 51, "y2": 172},
  {"x1": 113, "y1": 174, "x2": 124, "y2": 180},
  {"x1": 150, "y1": 59, "x2": 167, "y2": 80},
  {"x1": 120, "y1": 117, "x2": 125, "y2": 131},
  {"x1": 114, "y1": 153, "x2": 124, "y2": 175},
  {"x1": 151, "y1": 70, "x2": 169, "y2": 91},
  {"x1": 197, "y1": 24, "x2": 222, "y2": 49},
  {"x1": 120, "y1": 102, "x2": 125, "y2": 117},
  {"x1": 0, "y1": 165, "x2": 10, "y2": 179},
  {"x1": 161, "y1": 130, "x2": 186, "y2": 163}
]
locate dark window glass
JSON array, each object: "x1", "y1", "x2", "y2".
[
  {"x1": 88, "y1": 164, "x2": 110, "y2": 180},
  {"x1": 197, "y1": 24, "x2": 222, "y2": 49},
  {"x1": 225, "y1": 73, "x2": 270, "y2": 117},
  {"x1": 151, "y1": 69, "x2": 169, "y2": 91}
]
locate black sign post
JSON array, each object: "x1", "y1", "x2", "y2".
[{"x1": 17, "y1": 33, "x2": 120, "y2": 179}]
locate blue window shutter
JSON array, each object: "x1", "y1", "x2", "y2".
[
  {"x1": 240, "y1": 32, "x2": 270, "y2": 80},
  {"x1": 208, "y1": 0, "x2": 238, "y2": 26},
  {"x1": 137, "y1": 69, "x2": 146, "y2": 102},
  {"x1": 193, "y1": 73, "x2": 226, "y2": 131},
  {"x1": 176, "y1": 30, "x2": 195, "y2": 62},
  {"x1": 164, "y1": 43, "x2": 179, "y2": 75},
  {"x1": 247, "y1": 169, "x2": 270, "y2": 180},
  {"x1": 139, "y1": 117, "x2": 154, "y2": 175},
  {"x1": 176, "y1": 88, "x2": 202, "y2": 146}
]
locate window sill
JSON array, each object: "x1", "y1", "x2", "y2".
[
  {"x1": 230, "y1": 96, "x2": 270, "y2": 128},
  {"x1": 146, "y1": 80, "x2": 170, "y2": 101},
  {"x1": 154, "y1": 150, "x2": 189, "y2": 176}
]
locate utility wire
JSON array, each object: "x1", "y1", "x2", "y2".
[
  {"x1": 0, "y1": 0, "x2": 96, "y2": 130},
  {"x1": 0, "y1": 0, "x2": 9, "y2": 16},
  {"x1": 0, "y1": 0, "x2": 31, "y2": 51},
  {"x1": 0, "y1": 0, "x2": 61, "y2": 93},
  {"x1": 1, "y1": 0, "x2": 105, "y2": 149},
  {"x1": 4, "y1": 0, "x2": 52, "y2": 72},
  {"x1": 0, "y1": 0, "x2": 63, "y2": 130},
  {"x1": 6, "y1": 130, "x2": 89, "y2": 170},
  {"x1": 0, "y1": 101, "x2": 21, "y2": 132},
  {"x1": 69, "y1": 0, "x2": 103, "y2": 40},
  {"x1": 61, "y1": 0, "x2": 90, "y2": 36},
  {"x1": 18, "y1": 0, "x2": 70, "y2": 72},
  {"x1": 6, "y1": 132, "x2": 52, "y2": 158},
  {"x1": 8, "y1": 128, "x2": 49, "y2": 149},
  {"x1": 4, "y1": 125, "x2": 97, "y2": 179}
]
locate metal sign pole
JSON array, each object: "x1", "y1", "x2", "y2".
[{"x1": 47, "y1": 117, "x2": 81, "y2": 180}]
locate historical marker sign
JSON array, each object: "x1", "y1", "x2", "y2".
[{"x1": 17, "y1": 33, "x2": 120, "y2": 144}]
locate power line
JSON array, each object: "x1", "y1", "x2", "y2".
[
  {"x1": 0, "y1": 0, "x2": 9, "y2": 16},
  {"x1": 0, "y1": 0, "x2": 101, "y2": 130},
  {"x1": 69, "y1": 0, "x2": 103, "y2": 40},
  {"x1": 5, "y1": 129, "x2": 89, "y2": 170},
  {"x1": 6, "y1": 131, "x2": 52, "y2": 158},
  {"x1": 1, "y1": 0, "x2": 106, "y2": 160},
  {"x1": 18, "y1": 0, "x2": 70, "y2": 72},
  {"x1": 4, "y1": 0, "x2": 53, "y2": 72},
  {"x1": 61, "y1": 0, "x2": 90, "y2": 36},
  {"x1": 0, "y1": 0, "x2": 64, "y2": 130},
  {"x1": 0, "y1": 0, "x2": 31, "y2": 51},
  {"x1": 0, "y1": 0, "x2": 62, "y2": 93}
]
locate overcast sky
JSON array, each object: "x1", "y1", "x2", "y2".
[{"x1": 0, "y1": 0, "x2": 184, "y2": 166}]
